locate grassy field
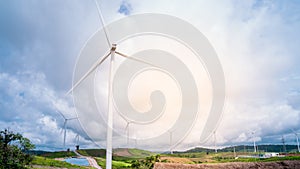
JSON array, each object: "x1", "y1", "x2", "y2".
[
  {"x1": 30, "y1": 148, "x2": 300, "y2": 169},
  {"x1": 127, "y1": 148, "x2": 155, "y2": 158},
  {"x1": 161, "y1": 152, "x2": 300, "y2": 164},
  {"x1": 30, "y1": 156, "x2": 89, "y2": 168},
  {"x1": 38, "y1": 151, "x2": 76, "y2": 158},
  {"x1": 77, "y1": 148, "x2": 154, "y2": 158},
  {"x1": 95, "y1": 157, "x2": 131, "y2": 169},
  {"x1": 77, "y1": 149, "x2": 106, "y2": 157}
]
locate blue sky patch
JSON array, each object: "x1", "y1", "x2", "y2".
[{"x1": 118, "y1": 1, "x2": 132, "y2": 15}]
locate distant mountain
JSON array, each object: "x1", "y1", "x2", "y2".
[
  {"x1": 27, "y1": 150, "x2": 51, "y2": 155},
  {"x1": 177, "y1": 144, "x2": 299, "y2": 154}
]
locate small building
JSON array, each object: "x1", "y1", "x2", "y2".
[{"x1": 265, "y1": 152, "x2": 279, "y2": 158}]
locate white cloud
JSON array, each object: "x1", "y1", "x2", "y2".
[
  {"x1": 1, "y1": 0, "x2": 300, "y2": 151},
  {"x1": 0, "y1": 72, "x2": 91, "y2": 150}
]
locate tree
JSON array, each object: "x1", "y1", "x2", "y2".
[
  {"x1": 131, "y1": 155, "x2": 161, "y2": 169},
  {"x1": 0, "y1": 128, "x2": 35, "y2": 169}
]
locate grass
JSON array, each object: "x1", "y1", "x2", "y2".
[
  {"x1": 161, "y1": 152, "x2": 300, "y2": 164},
  {"x1": 30, "y1": 156, "x2": 88, "y2": 168},
  {"x1": 31, "y1": 149, "x2": 300, "y2": 168},
  {"x1": 127, "y1": 148, "x2": 155, "y2": 158},
  {"x1": 76, "y1": 148, "x2": 155, "y2": 165},
  {"x1": 95, "y1": 157, "x2": 131, "y2": 169},
  {"x1": 211, "y1": 155, "x2": 300, "y2": 163},
  {"x1": 38, "y1": 151, "x2": 76, "y2": 158},
  {"x1": 77, "y1": 149, "x2": 106, "y2": 158}
]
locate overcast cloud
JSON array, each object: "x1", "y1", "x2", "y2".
[{"x1": 0, "y1": 0, "x2": 300, "y2": 151}]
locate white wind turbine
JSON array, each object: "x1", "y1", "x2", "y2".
[
  {"x1": 67, "y1": 1, "x2": 159, "y2": 168},
  {"x1": 249, "y1": 130, "x2": 257, "y2": 153},
  {"x1": 75, "y1": 133, "x2": 80, "y2": 147},
  {"x1": 124, "y1": 121, "x2": 138, "y2": 148},
  {"x1": 291, "y1": 129, "x2": 300, "y2": 153},
  {"x1": 168, "y1": 130, "x2": 173, "y2": 154},
  {"x1": 124, "y1": 121, "x2": 132, "y2": 145},
  {"x1": 56, "y1": 110, "x2": 78, "y2": 149},
  {"x1": 213, "y1": 130, "x2": 217, "y2": 153}
]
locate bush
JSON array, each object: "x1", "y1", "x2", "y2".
[
  {"x1": 0, "y1": 129, "x2": 35, "y2": 169},
  {"x1": 131, "y1": 155, "x2": 160, "y2": 169}
]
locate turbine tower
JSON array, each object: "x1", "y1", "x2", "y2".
[
  {"x1": 124, "y1": 121, "x2": 131, "y2": 145},
  {"x1": 213, "y1": 130, "x2": 217, "y2": 153},
  {"x1": 75, "y1": 133, "x2": 80, "y2": 145},
  {"x1": 291, "y1": 129, "x2": 300, "y2": 153},
  {"x1": 282, "y1": 135, "x2": 287, "y2": 153},
  {"x1": 67, "y1": 1, "x2": 159, "y2": 168},
  {"x1": 250, "y1": 130, "x2": 256, "y2": 153},
  {"x1": 169, "y1": 130, "x2": 173, "y2": 154},
  {"x1": 56, "y1": 110, "x2": 78, "y2": 149}
]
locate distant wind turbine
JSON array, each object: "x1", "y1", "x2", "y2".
[
  {"x1": 124, "y1": 121, "x2": 132, "y2": 145},
  {"x1": 124, "y1": 122, "x2": 138, "y2": 148},
  {"x1": 249, "y1": 130, "x2": 257, "y2": 153},
  {"x1": 56, "y1": 110, "x2": 78, "y2": 149},
  {"x1": 168, "y1": 130, "x2": 173, "y2": 154},
  {"x1": 291, "y1": 129, "x2": 300, "y2": 153},
  {"x1": 75, "y1": 133, "x2": 80, "y2": 146},
  {"x1": 213, "y1": 130, "x2": 217, "y2": 153},
  {"x1": 134, "y1": 137, "x2": 137, "y2": 149},
  {"x1": 281, "y1": 135, "x2": 287, "y2": 153}
]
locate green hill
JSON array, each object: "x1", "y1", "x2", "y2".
[
  {"x1": 77, "y1": 148, "x2": 155, "y2": 159},
  {"x1": 77, "y1": 149, "x2": 106, "y2": 157},
  {"x1": 37, "y1": 151, "x2": 76, "y2": 158},
  {"x1": 178, "y1": 144, "x2": 299, "y2": 154},
  {"x1": 115, "y1": 148, "x2": 155, "y2": 158}
]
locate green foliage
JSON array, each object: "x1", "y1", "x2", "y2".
[
  {"x1": 130, "y1": 155, "x2": 160, "y2": 169},
  {"x1": 0, "y1": 128, "x2": 35, "y2": 169}
]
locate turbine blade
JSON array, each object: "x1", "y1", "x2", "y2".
[
  {"x1": 67, "y1": 117, "x2": 79, "y2": 121},
  {"x1": 125, "y1": 122, "x2": 130, "y2": 144},
  {"x1": 115, "y1": 51, "x2": 162, "y2": 69},
  {"x1": 60, "y1": 128, "x2": 64, "y2": 135},
  {"x1": 125, "y1": 122, "x2": 130, "y2": 131},
  {"x1": 63, "y1": 120, "x2": 68, "y2": 148},
  {"x1": 64, "y1": 127, "x2": 67, "y2": 148},
  {"x1": 55, "y1": 109, "x2": 66, "y2": 120},
  {"x1": 67, "y1": 52, "x2": 111, "y2": 94},
  {"x1": 93, "y1": 0, "x2": 111, "y2": 47}
]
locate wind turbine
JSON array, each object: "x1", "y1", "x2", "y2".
[
  {"x1": 124, "y1": 121, "x2": 138, "y2": 148},
  {"x1": 56, "y1": 110, "x2": 78, "y2": 149},
  {"x1": 249, "y1": 130, "x2": 256, "y2": 153},
  {"x1": 134, "y1": 137, "x2": 137, "y2": 149},
  {"x1": 124, "y1": 121, "x2": 132, "y2": 145},
  {"x1": 213, "y1": 130, "x2": 217, "y2": 153},
  {"x1": 75, "y1": 133, "x2": 80, "y2": 145},
  {"x1": 291, "y1": 129, "x2": 300, "y2": 153},
  {"x1": 67, "y1": 1, "x2": 159, "y2": 168},
  {"x1": 168, "y1": 130, "x2": 173, "y2": 154}
]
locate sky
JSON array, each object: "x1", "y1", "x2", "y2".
[{"x1": 0, "y1": 0, "x2": 300, "y2": 151}]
